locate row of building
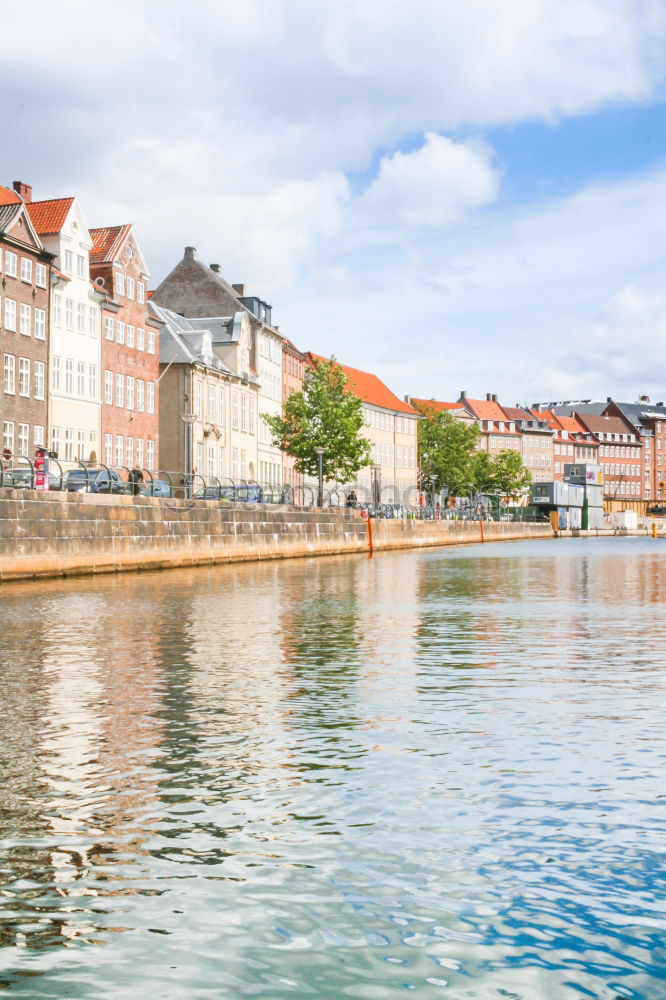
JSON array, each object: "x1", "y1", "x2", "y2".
[{"x1": 1, "y1": 177, "x2": 663, "y2": 503}]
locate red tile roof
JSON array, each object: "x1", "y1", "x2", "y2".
[
  {"x1": 27, "y1": 198, "x2": 75, "y2": 235},
  {"x1": 0, "y1": 186, "x2": 20, "y2": 205},
  {"x1": 558, "y1": 414, "x2": 590, "y2": 435},
  {"x1": 307, "y1": 353, "x2": 417, "y2": 414},
  {"x1": 89, "y1": 224, "x2": 132, "y2": 263},
  {"x1": 574, "y1": 413, "x2": 630, "y2": 438},
  {"x1": 462, "y1": 397, "x2": 507, "y2": 421},
  {"x1": 410, "y1": 398, "x2": 462, "y2": 413},
  {"x1": 501, "y1": 405, "x2": 532, "y2": 421}
]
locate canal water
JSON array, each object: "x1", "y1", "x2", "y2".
[{"x1": 0, "y1": 537, "x2": 664, "y2": 999}]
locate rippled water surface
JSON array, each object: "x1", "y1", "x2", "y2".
[{"x1": 0, "y1": 536, "x2": 665, "y2": 999}]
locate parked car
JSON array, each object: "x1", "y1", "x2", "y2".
[
  {"x1": 62, "y1": 468, "x2": 126, "y2": 494},
  {"x1": 205, "y1": 484, "x2": 263, "y2": 503},
  {"x1": 140, "y1": 479, "x2": 175, "y2": 498},
  {"x1": 1, "y1": 468, "x2": 34, "y2": 489}
]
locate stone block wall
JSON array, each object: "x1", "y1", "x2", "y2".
[{"x1": 0, "y1": 489, "x2": 554, "y2": 581}]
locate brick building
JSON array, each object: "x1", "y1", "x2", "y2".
[
  {"x1": 0, "y1": 184, "x2": 52, "y2": 460},
  {"x1": 89, "y1": 225, "x2": 160, "y2": 472},
  {"x1": 457, "y1": 393, "x2": 523, "y2": 455}
]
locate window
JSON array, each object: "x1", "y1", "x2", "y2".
[
  {"x1": 126, "y1": 437, "x2": 134, "y2": 465},
  {"x1": 34, "y1": 426, "x2": 45, "y2": 447},
  {"x1": 77, "y1": 361, "x2": 85, "y2": 397},
  {"x1": 35, "y1": 263, "x2": 47, "y2": 288},
  {"x1": 4, "y1": 298, "x2": 16, "y2": 331},
  {"x1": 53, "y1": 293, "x2": 62, "y2": 326},
  {"x1": 104, "y1": 434, "x2": 112, "y2": 466},
  {"x1": 89, "y1": 306, "x2": 97, "y2": 337},
  {"x1": 115, "y1": 435, "x2": 123, "y2": 466},
  {"x1": 115, "y1": 373, "x2": 124, "y2": 407},
  {"x1": 137, "y1": 281, "x2": 145, "y2": 304},
  {"x1": 77, "y1": 302, "x2": 86, "y2": 332},
  {"x1": 5, "y1": 252, "x2": 17, "y2": 278},
  {"x1": 104, "y1": 370, "x2": 113, "y2": 404},
  {"x1": 20, "y1": 258, "x2": 32, "y2": 283},
  {"x1": 232, "y1": 391, "x2": 239, "y2": 429},
  {"x1": 241, "y1": 394, "x2": 247, "y2": 431},
  {"x1": 232, "y1": 447, "x2": 239, "y2": 479},
  {"x1": 147, "y1": 330, "x2": 155, "y2": 354},
  {"x1": 249, "y1": 396, "x2": 255, "y2": 434},
  {"x1": 218, "y1": 386, "x2": 225, "y2": 425},
  {"x1": 88, "y1": 364, "x2": 97, "y2": 400},
  {"x1": 136, "y1": 438, "x2": 144, "y2": 467},
  {"x1": 3, "y1": 422, "x2": 14, "y2": 454},
  {"x1": 137, "y1": 327, "x2": 145, "y2": 351},
  {"x1": 51, "y1": 427, "x2": 60, "y2": 456},
  {"x1": 137, "y1": 379, "x2": 144, "y2": 411},
  {"x1": 64, "y1": 428, "x2": 74, "y2": 462},
  {"x1": 65, "y1": 359, "x2": 73, "y2": 394},
  {"x1": 65, "y1": 298, "x2": 74, "y2": 330},
  {"x1": 18, "y1": 358, "x2": 29, "y2": 397},
  {"x1": 63, "y1": 250, "x2": 73, "y2": 274},
  {"x1": 127, "y1": 276, "x2": 135, "y2": 300},
  {"x1": 126, "y1": 324, "x2": 135, "y2": 348},
  {"x1": 77, "y1": 429, "x2": 86, "y2": 461},
  {"x1": 35, "y1": 308, "x2": 46, "y2": 340},
  {"x1": 34, "y1": 361, "x2": 45, "y2": 400},
  {"x1": 52, "y1": 357, "x2": 61, "y2": 393},
  {"x1": 116, "y1": 320, "x2": 124, "y2": 344},
  {"x1": 126, "y1": 376, "x2": 135, "y2": 409},
  {"x1": 105, "y1": 317, "x2": 114, "y2": 340},
  {"x1": 19, "y1": 303, "x2": 31, "y2": 335},
  {"x1": 208, "y1": 384, "x2": 216, "y2": 423},
  {"x1": 115, "y1": 271, "x2": 125, "y2": 296},
  {"x1": 207, "y1": 445, "x2": 215, "y2": 480},
  {"x1": 146, "y1": 440, "x2": 154, "y2": 470},
  {"x1": 147, "y1": 382, "x2": 155, "y2": 414},
  {"x1": 76, "y1": 255, "x2": 85, "y2": 278},
  {"x1": 4, "y1": 354, "x2": 16, "y2": 394}
]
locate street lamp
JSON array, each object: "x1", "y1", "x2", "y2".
[
  {"x1": 315, "y1": 447, "x2": 324, "y2": 507},
  {"x1": 372, "y1": 463, "x2": 381, "y2": 505},
  {"x1": 182, "y1": 412, "x2": 198, "y2": 497}
]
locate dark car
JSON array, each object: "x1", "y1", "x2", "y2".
[
  {"x1": 197, "y1": 485, "x2": 263, "y2": 503},
  {"x1": 62, "y1": 468, "x2": 126, "y2": 494},
  {"x1": 140, "y1": 479, "x2": 175, "y2": 498},
  {"x1": 647, "y1": 504, "x2": 666, "y2": 516}
]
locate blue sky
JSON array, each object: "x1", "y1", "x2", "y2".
[{"x1": 2, "y1": 0, "x2": 666, "y2": 405}]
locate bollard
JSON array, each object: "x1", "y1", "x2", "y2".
[{"x1": 652, "y1": 522, "x2": 657, "y2": 538}]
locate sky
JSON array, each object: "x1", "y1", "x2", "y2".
[{"x1": 3, "y1": 0, "x2": 666, "y2": 406}]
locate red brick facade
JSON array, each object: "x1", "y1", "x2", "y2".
[
  {"x1": 282, "y1": 339, "x2": 305, "y2": 488},
  {"x1": 89, "y1": 226, "x2": 160, "y2": 472},
  {"x1": 0, "y1": 190, "x2": 52, "y2": 461}
]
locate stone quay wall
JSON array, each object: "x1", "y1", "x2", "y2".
[{"x1": 0, "y1": 490, "x2": 554, "y2": 582}]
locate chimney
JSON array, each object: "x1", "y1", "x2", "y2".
[
  {"x1": 232, "y1": 283, "x2": 245, "y2": 295},
  {"x1": 492, "y1": 394, "x2": 498, "y2": 403},
  {"x1": 486, "y1": 392, "x2": 492, "y2": 401},
  {"x1": 607, "y1": 396, "x2": 612, "y2": 403},
  {"x1": 460, "y1": 391, "x2": 467, "y2": 400},
  {"x1": 13, "y1": 180, "x2": 32, "y2": 202},
  {"x1": 404, "y1": 395, "x2": 410, "y2": 403},
  {"x1": 210, "y1": 264, "x2": 221, "y2": 273},
  {"x1": 184, "y1": 246, "x2": 196, "y2": 260}
]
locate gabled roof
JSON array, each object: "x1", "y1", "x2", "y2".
[
  {"x1": 530, "y1": 408, "x2": 566, "y2": 434},
  {"x1": 0, "y1": 200, "x2": 45, "y2": 250},
  {"x1": 410, "y1": 397, "x2": 464, "y2": 413},
  {"x1": 574, "y1": 413, "x2": 634, "y2": 438},
  {"x1": 460, "y1": 396, "x2": 507, "y2": 421},
  {"x1": 150, "y1": 303, "x2": 236, "y2": 375},
  {"x1": 27, "y1": 197, "x2": 75, "y2": 235},
  {"x1": 556, "y1": 414, "x2": 589, "y2": 436},
  {"x1": 501, "y1": 405, "x2": 533, "y2": 422},
  {"x1": 89, "y1": 224, "x2": 132, "y2": 263},
  {"x1": 0, "y1": 186, "x2": 20, "y2": 205},
  {"x1": 307, "y1": 354, "x2": 418, "y2": 415}
]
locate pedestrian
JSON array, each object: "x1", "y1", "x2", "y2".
[{"x1": 129, "y1": 466, "x2": 143, "y2": 496}]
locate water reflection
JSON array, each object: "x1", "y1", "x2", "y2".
[{"x1": 0, "y1": 539, "x2": 664, "y2": 997}]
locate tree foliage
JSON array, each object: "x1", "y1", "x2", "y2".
[
  {"x1": 416, "y1": 403, "x2": 481, "y2": 493},
  {"x1": 488, "y1": 449, "x2": 532, "y2": 496},
  {"x1": 263, "y1": 357, "x2": 371, "y2": 482}
]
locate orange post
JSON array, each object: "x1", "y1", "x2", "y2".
[{"x1": 479, "y1": 519, "x2": 484, "y2": 543}]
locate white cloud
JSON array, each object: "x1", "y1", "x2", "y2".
[{"x1": 359, "y1": 134, "x2": 499, "y2": 227}]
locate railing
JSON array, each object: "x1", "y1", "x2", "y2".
[{"x1": 0, "y1": 458, "x2": 546, "y2": 519}]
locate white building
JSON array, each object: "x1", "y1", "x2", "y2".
[{"x1": 27, "y1": 196, "x2": 103, "y2": 465}]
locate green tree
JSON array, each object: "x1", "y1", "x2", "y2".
[
  {"x1": 263, "y1": 357, "x2": 371, "y2": 481},
  {"x1": 416, "y1": 403, "x2": 481, "y2": 494},
  {"x1": 470, "y1": 450, "x2": 496, "y2": 492},
  {"x1": 490, "y1": 449, "x2": 532, "y2": 497}
]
